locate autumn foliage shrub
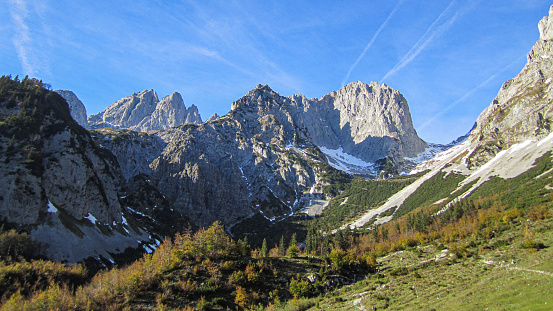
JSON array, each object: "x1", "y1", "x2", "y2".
[{"x1": 0, "y1": 229, "x2": 37, "y2": 262}]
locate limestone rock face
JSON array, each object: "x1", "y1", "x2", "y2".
[
  {"x1": 538, "y1": 5, "x2": 553, "y2": 40},
  {"x1": 88, "y1": 90, "x2": 202, "y2": 131},
  {"x1": 467, "y1": 5, "x2": 553, "y2": 167},
  {"x1": 184, "y1": 104, "x2": 203, "y2": 124},
  {"x1": 0, "y1": 84, "x2": 121, "y2": 225},
  {"x1": 0, "y1": 79, "x2": 179, "y2": 263},
  {"x1": 97, "y1": 86, "x2": 321, "y2": 227},
  {"x1": 97, "y1": 83, "x2": 426, "y2": 227},
  {"x1": 55, "y1": 90, "x2": 89, "y2": 128},
  {"x1": 90, "y1": 129, "x2": 167, "y2": 181},
  {"x1": 300, "y1": 81, "x2": 427, "y2": 164}
]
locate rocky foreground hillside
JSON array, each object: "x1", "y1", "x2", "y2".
[{"x1": 0, "y1": 77, "x2": 192, "y2": 263}]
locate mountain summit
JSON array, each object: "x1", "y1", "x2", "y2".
[
  {"x1": 301, "y1": 81, "x2": 427, "y2": 170},
  {"x1": 88, "y1": 90, "x2": 202, "y2": 131},
  {"x1": 230, "y1": 81, "x2": 428, "y2": 174}
]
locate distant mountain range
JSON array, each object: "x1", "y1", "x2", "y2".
[{"x1": 1, "y1": 5, "x2": 552, "y2": 266}]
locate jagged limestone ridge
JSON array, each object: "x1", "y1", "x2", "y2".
[
  {"x1": 466, "y1": 5, "x2": 553, "y2": 168},
  {"x1": 88, "y1": 90, "x2": 202, "y2": 131}
]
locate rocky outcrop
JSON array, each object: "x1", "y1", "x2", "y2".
[
  {"x1": 0, "y1": 78, "x2": 176, "y2": 263},
  {"x1": 299, "y1": 81, "x2": 427, "y2": 166},
  {"x1": 184, "y1": 104, "x2": 203, "y2": 124},
  {"x1": 206, "y1": 113, "x2": 220, "y2": 122},
  {"x1": 0, "y1": 80, "x2": 122, "y2": 225},
  {"x1": 90, "y1": 129, "x2": 167, "y2": 180},
  {"x1": 466, "y1": 5, "x2": 553, "y2": 168},
  {"x1": 88, "y1": 90, "x2": 202, "y2": 132},
  {"x1": 55, "y1": 90, "x2": 89, "y2": 128}
]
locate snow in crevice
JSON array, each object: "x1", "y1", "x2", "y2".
[
  {"x1": 121, "y1": 214, "x2": 128, "y2": 225},
  {"x1": 127, "y1": 207, "x2": 151, "y2": 219},
  {"x1": 259, "y1": 210, "x2": 277, "y2": 222},
  {"x1": 143, "y1": 244, "x2": 153, "y2": 254},
  {"x1": 339, "y1": 197, "x2": 349, "y2": 206},
  {"x1": 537, "y1": 131, "x2": 553, "y2": 147},
  {"x1": 238, "y1": 166, "x2": 248, "y2": 182},
  {"x1": 84, "y1": 213, "x2": 98, "y2": 224},
  {"x1": 47, "y1": 201, "x2": 58, "y2": 213}
]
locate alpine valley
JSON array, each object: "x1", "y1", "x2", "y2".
[{"x1": 1, "y1": 5, "x2": 553, "y2": 311}]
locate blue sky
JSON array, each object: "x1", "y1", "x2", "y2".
[{"x1": 1, "y1": 1, "x2": 550, "y2": 144}]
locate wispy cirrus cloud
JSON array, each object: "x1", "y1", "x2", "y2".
[
  {"x1": 381, "y1": 0, "x2": 481, "y2": 82},
  {"x1": 341, "y1": 0, "x2": 404, "y2": 87},
  {"x1": 417, "y1": 55, "x2": 525, "y2": 131},
  {"x1": 9, "y1": 0, "x2": 34, "y2": 76}
]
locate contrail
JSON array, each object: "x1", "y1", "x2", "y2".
[
  {"x1": 417, "y1": 55, "x2": 525, "y2": 131},
  {"x1": 380, "y1": 0, "x2": 458, "y2": 82},
  {"x1": 341, "y1": 0, "x2": 404, "y2": 87}
]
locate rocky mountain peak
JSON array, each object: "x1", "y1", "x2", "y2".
[
  {"x1": 465, "y1": 5, "x2": 553, "y2": 168},
  {"x1": 162, "y1": 92, "x2": 183, "y2": 105},
  {"x1": 247, "y1": 84, "x2": 277, "y2": 98},
  {"x1": 231, "y1": 84, "x2": 283, "y2": 112},
  {"x1": 304, "y1": 80, "x2": 427, "y2": 166},
  {"x1": 538, "y1": 5, "x2": 553, "y2": 40},
  {"x1": 88, "y1": 89, "x2": 202, "y2": 131},
  {"x1": 206, "y1": 113, "x2": 220, "y2": 122},
  {"x1": 184, "y1": 104, "x2": 203, "y2": 124}
]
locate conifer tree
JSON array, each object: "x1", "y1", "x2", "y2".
[
  {"x1": 287, "y1": 233, "x2": 298, "y2": 257},
  {"x1": 305, "y1": 225, "x2": 320, "y2": 255},
  {"x1": 279, "y1": 235, "x2": 285, "y2": 256},
  {"x1": 261, "y1": 238, "x2": 268, "y2": 257}
]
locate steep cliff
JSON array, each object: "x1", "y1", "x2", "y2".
[
  {"x1": 55, "y1": 90, "x2": 89, "y2": 129},
  {"x1": 466, "y1": 6, "x2": 553, "y2": 168},
  {"x1": 0, "y1": 77, "x2": 181, "y2": 263}
]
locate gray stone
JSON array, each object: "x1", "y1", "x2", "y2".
[
  {"x1": 55, "y1": 90, "x2": 89, "y2": 128},
  {"x1": 466, "y1": 5, "x2": 553, "y2": 168},
  {"x1": 88, "y1": 90, "x2": 202, "y2": 131},
  {"x1": 96, "y1": 82, "x2": 427, "y2": 228}
]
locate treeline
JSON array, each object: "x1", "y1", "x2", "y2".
[
  {"x1": 304, "y1": 192, "x2": 550, "y2": 275},
  {"x1": 0, "y1": 222, "x2": 371, "y2": 310}
]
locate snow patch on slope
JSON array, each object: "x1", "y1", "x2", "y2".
[
  {"x1": 319, "y1": 146, "x2": 376, "y2": 175},
  {"x1": 405, "y1": 144, "x2": 447, "y2": 164}
]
